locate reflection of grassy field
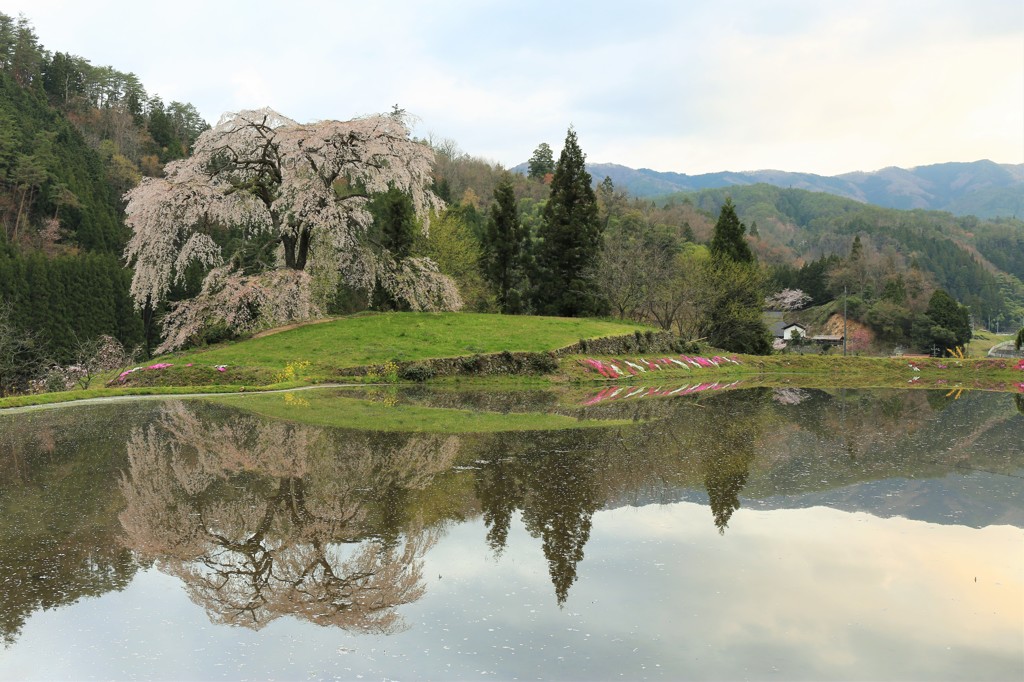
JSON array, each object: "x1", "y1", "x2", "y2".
[
  {"x1": 170, "y1": 312, "x2": 649, "y2": 374},
  {"x1": 207, "y1": 389, "x2": 631, "y2": 433}
]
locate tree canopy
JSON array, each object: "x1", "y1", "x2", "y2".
[
  {"x1": 527, "y1": 143, "x2": 554, "y2": 180},
  {"x1": 709, "y1": 198, "x2": 754, "y2": 264},
  {"x1": 482, "y1": 176, "x2": 530, "y2": 313},
  {"x1": 924, "y1": 288, "x2": 972, "y2": 352},
  {"x1": 531, "y1": 128, "x2": 604, "y2": 317}
]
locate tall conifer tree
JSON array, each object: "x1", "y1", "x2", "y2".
[
  {"x1": 709, "y1": 198, "x2": 754, "y2": 264},
  {"x1": 482, "y1": 177, "x2": 529, "y2": 313},
  {"x1": 532, "y1": 128, "x2": 604, "y2": 317},
  {"x1": 702, "y1": 198, "x2": 770, "y2": 353}
]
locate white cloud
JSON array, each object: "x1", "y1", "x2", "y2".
[{"x1": 5, "y1": 0, "x2": 1022, "y2": 174}]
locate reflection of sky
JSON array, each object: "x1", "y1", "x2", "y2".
[{"x1": 3, "y1": 503, "x2": 1020, "y2": 680}]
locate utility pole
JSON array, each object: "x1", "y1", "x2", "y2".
[{"x1": 843, "y1": 286, "x2": 848, "y2": 357}]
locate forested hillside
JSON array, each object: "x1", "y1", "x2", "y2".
[
  {"x1": 680, "y1": 185, "x2": 1024, "y2": 327},
  {"x1": 0, "y1": 12, "x2": 206, "y2": 391},
  {"x1": 2, "y1": 10, "x2": 1021, "y2": 397}
]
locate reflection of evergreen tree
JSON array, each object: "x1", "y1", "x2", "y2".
[
  {"x1": 474, "y1": 452, "x2": 523, "y2": 556},
  {"x1": 1015, "y1": 393, "x2": 1024, "y2": 416},
  {"x1": 703, "y1": 451, "x2": 754, "y2": 534},
  {"x1": 0, "y1": 404, "x2": 142, "y2": 646},
  {"x1": 520, "y1": 443, "x2": 600, "y2": 606},
  {"x1": 696, "y1": 390, "x2": 767, "y2": 534},
  {"x1": 474, "y1": 431, "x2": 602, "y2": 605},
  {"x1": 926, "y1": 389, "x2": 958, "y2": 413},
  {"x1": 376, "y1": 483, "x2": 412, "y2": 551}
]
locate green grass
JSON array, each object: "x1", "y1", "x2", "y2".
[
  {"x1": 5, "y1": 313, "x2": 1021, "y2": 411},
  {"x1": 966, "y1": 330, "x2": 1013, "y2": 358},
  {"x1": 566, "y1": 353, "x2": 1024, "y2": 391},
  {"x1": 165, "y1": 312, "x2": 652, "y2": 374},
  {"x1": 206, "y1": 389, "x2": 631, "y2": 432}
]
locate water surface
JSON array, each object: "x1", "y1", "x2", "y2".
[{"x1": 1, "y1": 387, "x2": 1021, "y2": 680}]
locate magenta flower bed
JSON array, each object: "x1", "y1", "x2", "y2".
[
  {"x1": 579, "y1": 355, "x2": 740, "y2": 379},
  {"x1": 113, "y1": 362, "x2": 229, "y2": 384}
]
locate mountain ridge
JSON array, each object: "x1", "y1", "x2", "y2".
[{"x1": 514, "y1": 159, "x2": 1024, "y2": 219}]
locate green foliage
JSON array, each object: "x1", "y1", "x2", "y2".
[
  {"x1": 0, "y1": 12, "x2": 212, "y2": 373},
  {"x1": 1016, "y1": 327, "x2": 1023, "y2": 352},
  {"x1": 924, "y1": 289, "x2": 972, "y2": 353},
  {"x1": 0, "y1": 71, "x2": 124, "y2": 252},
  {"x1": 881, "y1": 275, "x2": 907, "y2": 304},
  {"x1": 0, "y1": 301, "x2": 46, "y2": 395},
  {"x1": 770, "y1": 254, "x2": 840, "y2": 305},
  {"x1": 687, "y1": 184, "x2": 1024, "y2": 322},
  {"x1": 697, "y1": 259, "x2": 772, "y2": 354},
  {"x1": 527, "y1": 142, "x2": 554, "y2": 179},
  {"x1": 0, "y1": 248, "x2": 143, "y2": 364},
  {"x1": 414, "y1": 209, "x2": 490, "y2": 311},
  {"x1": 866, "y1": 300, "x2": 913, "y2": 344},
  {"x1": 532, "y1": 128, "x2": 605, "y2": 317},
  {"x1": 709, "y1": 198, "x2": 754, "y2": 264},
  {"x1": 368, "y1": 187, "x2": 417, "y2": 259},
  {"x1": 482, "y1": 177, "x2": 530, "y2": 313},
  {"x1": 367, "y1": 187, "x2": 419, "y2": 310}
]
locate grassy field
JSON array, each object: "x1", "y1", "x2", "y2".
[
  {"x1": 166, "y1": 312, "x2": 652, "y2": 374},
  {"x1": 966, "y1": 330, "x2": 1014, "y2": 358},
  {"x1": 3, "y1": 313, "x2": 1021, "y2": 411},
  {"x1": 564, "y1": 352, "x2": 1024, "y2": 391}
]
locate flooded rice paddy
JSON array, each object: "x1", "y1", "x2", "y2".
[{"x1": 1, "y1": 386, "x2": 1021, "y2": 680}]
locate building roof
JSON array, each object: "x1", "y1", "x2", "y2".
[{"x1": 770, "y1": 321, "x2": 807, "y2": 337}]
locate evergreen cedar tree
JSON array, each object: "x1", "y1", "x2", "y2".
[
  {"x1": 703, "y1": 198, "x2": 772, "y2": 354},
  {"x1": 482, "y1": 177, "x2": 530, "y2": 314},
  {"x1": 527, "y1": 143, "x2": 554, "y2": 180},
  {"x1": 531, "y1": 128, "x2": 606, "y2": 317},
  {"x1": 924, "y1": 289, "x2": 972, "y2": 350},
  {"x1": 709, "y1": 198, "x2": 754, "y2": 264}
]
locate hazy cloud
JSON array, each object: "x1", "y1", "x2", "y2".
[{"x1": 7, "y1": 0, "x2": 1022, "y2": 174}]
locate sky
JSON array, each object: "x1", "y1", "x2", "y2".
[{"x1": 6, "y1": 0, "x2": 1023, "y2": 175}]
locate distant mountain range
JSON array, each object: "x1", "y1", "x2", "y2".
[{"x1": 516, "y1": 159, "x2": 1024, "y2": 219}]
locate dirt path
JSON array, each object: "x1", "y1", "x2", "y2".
[{"x1": 250, "y1": 317, "x2": 342, "y2": 339}]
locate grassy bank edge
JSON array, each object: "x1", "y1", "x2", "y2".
[{"x1": 4, "y1": 353, "x2": 1021, "y2": 411}]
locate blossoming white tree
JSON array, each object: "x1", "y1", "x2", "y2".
[
  {"x1": 124, "y1": 107, "x2": 462, "y2": 352},
  {"x1": 764, "y1": 288, "x2": 812, "y2": 311}
]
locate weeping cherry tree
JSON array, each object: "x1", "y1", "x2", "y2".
[{"x1": 124, "y1": 107, "x2": 462, "y2": 352}]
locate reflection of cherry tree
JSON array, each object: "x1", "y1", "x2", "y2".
[{"x1": 119, "y1": 402, "x2": 457, "y2": 632}]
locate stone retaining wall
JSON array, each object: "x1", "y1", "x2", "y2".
[
  {"x1": 987, "y1": 341, "x2": 1023, "y2": 359},
  {"x1": 343, "y1": 330, "x2": 681, "y2": 381}
]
